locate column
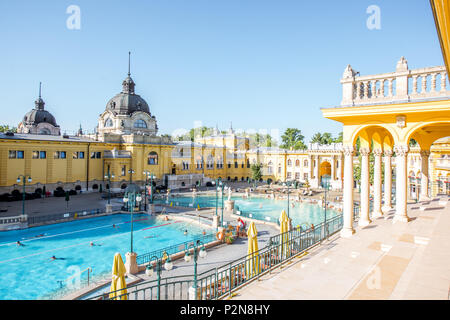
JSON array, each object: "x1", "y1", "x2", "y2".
[
  {"x1": 308, "y1": 155, "x2": 313, "y2": 182},
  {"x1": 331, "y1": 156, "x2": 336, "y2": 181},
  {"x1": 341, "y1": 146, "x2": 355, "y2": 237},
  {"x1": 372, "y1": 149, "x2": 383, "y2": 218},
  {"x1": 359, "y1": 148, "x2": 371, "y2": 226},
  {"x1": 337, "y1": 154, "x2": 344, "y2": 189},
  {"x1": 419, "y1": 150, "x2": 430, "y2": 201},
  {"x1": 382, "y1": 149, "x2": 393, "y2": 211},
  {"x1": 314, "y1": 155, "x2": 320, "y2": 188},
  {"x1": 393, "y1": 145, "x2": 410, "y2": 223}
]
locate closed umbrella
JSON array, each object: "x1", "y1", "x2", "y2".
[
  {"x1": 246, "y1": 222, "x2": 260, "y2": 279},
  {"x1": 109, "y1": 253, "x2": 128, "y2": 300},
  {"x1": 279, "y1": 210, "x2": 290, "y2": 258}
]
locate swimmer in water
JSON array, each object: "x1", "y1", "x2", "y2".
[
  {"x1": 35, "y1": 234, "x2": 45, "y2": 238},
  {"x1": 184, "y1": 229, "x2": 188, "y2": 235},
  {"x1": 202, "y1": 230, "x2": 206, "y2": 235},
  {"x1": 16, "y1": 241, "x2": 24, "y2": 246},
  {"x1": 259, "y1": 203, "x2": 263, "y2": 208},
  {"x1": 50, "y1": 256, "x2": 57, "y2": 261}
]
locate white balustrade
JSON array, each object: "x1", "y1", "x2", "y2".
[{"x1": 341, "y1": 57, "x2": 450, "y2": 106}]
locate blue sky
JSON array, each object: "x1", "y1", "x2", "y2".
[{"x1": 0, "y1": 0, "x2": 444, "y2": 142}]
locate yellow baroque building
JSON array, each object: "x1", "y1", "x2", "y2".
[{"x1": 1, "y1": 57, "x2": 449, "y2": 198}]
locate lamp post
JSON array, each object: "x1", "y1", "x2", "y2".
[
  {"x1": 323, "y1": 177, "x2": 330, "y2": 240},
  {"x1": 219, "y1": 181, "x2": 225, "y2": 227},
  {"x1": 128, "y1": 168, "x2": 135, "y2": 184},
  {"x1": 104, "y1": 171, "x2": 115, "y2": 205},
  {"x1": 143, "y1": 171, "x2": 155, "y2": 211},
  {"x1": 123, "y1": 192, "x2": 142, "y2": 253},
  {"x1": 145, "y1": 253, "x2": 173, "y2": 300},
  {"x1": 283, "y1": 180, "x2": 291, "y2": 218},
  {"x1": 185, "y1": 240, "x2": 207, "y2": 300},
  {"x1": 17, "y1": 175, "x2": 32, "y2": 216}
]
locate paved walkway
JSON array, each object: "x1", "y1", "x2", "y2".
[{"x1": 230, "y1": 195, "x2": 450, "y2": 300}]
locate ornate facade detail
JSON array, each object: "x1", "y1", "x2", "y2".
[
  {"x1": 420, "y1": 150, "x2": 431, "y2": 158},
  {"x1": 359, "y1": 147, "x2": 371, "y2": 156},
  {"x1": 396, "y1": 115, "x2": 406, "y2": 128},
  {"x1": 372, "y1": 148, "x2": 383, "y2": 156},
  {"x1": 383, "y1": 149, "x2": 393, "y2": 157},
  {"x1": 394, "y1": 145, "x2": 409, "y2": 157},
  {"x1": 343, "y1": 145, "x2": 354, "y2": 156}
]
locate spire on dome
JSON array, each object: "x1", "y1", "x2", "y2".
[
  {"x1": 122, "y1": 51, "x2": 135, "y2": 94},
  {"x1": 228, "y1": 122, "x2": 235, "y2": 134},
  {"x1": 35, "y1": 82, "x2": 45, "y2": 110}
]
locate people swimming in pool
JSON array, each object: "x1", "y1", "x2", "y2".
[
  {"x1": 184, "y1": 229, "x2": 188, "y2": 235},
  {"x1": 50, "y1": 255, "x2": 65, "y2": 261},
  {"x1": 35, "y1": 234, "x2": 45, "y2": 238},
  {"x1": 16, "y1": 241, "x2": 24, "y2": 246}
]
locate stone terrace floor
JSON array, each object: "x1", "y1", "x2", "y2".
[{"x1": 230, "y1": 195, "x2": 450, "y2": 300}]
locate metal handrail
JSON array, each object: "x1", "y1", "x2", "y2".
[
  {"x1": 26, "y1": 206, "x2": 121, "y2": 226},
  {"x1": 90, "y1": 212, "x2": 346, "y2": 301},
  {"x1": 136, "y1": 233, "x2": 217, "y2": 265}
]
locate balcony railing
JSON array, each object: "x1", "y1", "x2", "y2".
[{"x1": 341, "y1": 57, "x2": 450, "y2": 106}]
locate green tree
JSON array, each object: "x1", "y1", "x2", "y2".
[
  {"x1": 0, "y1": 125, "x2": 17, "y2": 133},
  {"x1": 246, "y1": 133, "x2": 276, "y2": 148},
  {"x1": 321, "y1": 132, "x2": 333, "y2": 144},
  {"x1": 250, "y1": 163, "x2": 263, "y2": 181},
  {"x1": 409, "y1": 138, "x2": 418, "y2": 147},
  {"x1": 310, "y1": 132, "x2": 323, "y2": 144},
  {"x1": 280, "y1": 128, "x2": 306, "y2": 150},
  {"x1": 310, "y1": 132, "x2": 335, "y2": 145},
  {"x1": 333, "y1": 132, "x2": 343, "y2": 143}
]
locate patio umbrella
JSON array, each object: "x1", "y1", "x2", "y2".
[
  {"x1": 109, "y1": 253, "x2": 128, "y2": 300},
  {"x1": 246, "y1": 221, "x2": 260, "y2": 279},
  {"x1": 279, "y1": 210, "x2": 290, "y2": 258}
]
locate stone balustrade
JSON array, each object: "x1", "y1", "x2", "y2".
[{"x1": 341, "y1": 57, "x2": 450, "y2": 106}]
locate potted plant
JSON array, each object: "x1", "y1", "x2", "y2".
[{"x1": 225, "y1": 232, "x2": 234, "y2": 244}]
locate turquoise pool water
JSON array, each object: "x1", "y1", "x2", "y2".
[
  {"x1": 158, "y1": 195, "x2": 340, "y2": 227},
  {"x1": 0, "y1": 213, "x2": 206, "y2": 300}
]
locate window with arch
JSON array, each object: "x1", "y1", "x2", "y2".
[
  {"x1": 134, "y1": 119, "x2": 147, "y2": 128},
  {"x1": 104, "y1": 118, "x2": 113, "y2": 127},
  {"x1": 287, "y1": 159, "x2": 292, "y2": 166},
  {"x1": 39, "y1": 128, "x2": 51, "y2": 135},
  {"x1": 148, "y1": 151, "x2": 158, "y2": 165},
  {"x1": 295, "y1": 160, "x2": 300, "y2": 167},
  {"x1": 206, "y1": 156, "x2": 214, "y2": 169},
  {"x1": 304, "y1": 159, "x2": 308, "y2": 167},
  {"x1": 267, "y1": 161, "x2": 273, "y2": 174},
  {"x1": 216, "y1": 156, "x2": 223, "y2": 169}
]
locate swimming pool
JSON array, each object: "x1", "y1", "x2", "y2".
[
  {"x1": 0, "y1": 213, "x2": 207, "y2": 300},
  {"x1": 157, "y1": 194, "x2": 340, "y2": 227}
]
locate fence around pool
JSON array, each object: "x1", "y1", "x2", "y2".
[{"x1": 90, "y1": 211, "x2": 352, "y2": 300}]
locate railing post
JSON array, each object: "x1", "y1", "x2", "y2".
[{"x1": 228, "y1": 264, "x2": 232, "y2": 298}]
